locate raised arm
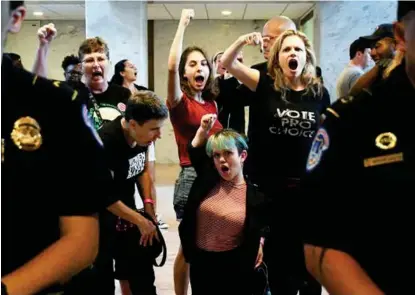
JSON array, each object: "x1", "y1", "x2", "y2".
[
  {"x1": 221, "y1": 32, "x2": 262, "y2": 91},
  {"x1": 167, "y1": 9, "x2": 194, "y2": 108},
  {"x1": 188, "y1": 114, "x2": 217, "y2": 176},
  {"x1": 32, "y1": 23, "x2": 56, "y2": 78},
  {"x1": 191, "y1": 113, "x2": 217, "y2": 148}
]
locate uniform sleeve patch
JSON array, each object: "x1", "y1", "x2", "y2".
[
  {"x1": 306, "y1": 128, "x2": 330, "y2": 172},
  {"x1": 82, "y1": 104, "x2": 104, "y2": 147}
]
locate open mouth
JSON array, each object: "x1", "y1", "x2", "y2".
[
  {"x1": 220, "y1": 165, "x2": 230, "y2": 173},
  {"x1": 92, "y1": 71, "x2": 103, "y2": 78},
  {"x1": 134, "y1": 72, "x2": 138, "y2": 77},
  {"x1": 195, "y1": 75, "x2": 205, "y2": 84},
  {"x1": 288, "y1": 59, "x2": 298, "y2": 71}
]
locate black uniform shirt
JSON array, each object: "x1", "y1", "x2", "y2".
[
  {"x1": 1, "y1": 56, "x2": 110, "y2": 284},
  {"x1": 302, "y1": 62, "x2": 415, "y2": 295}
]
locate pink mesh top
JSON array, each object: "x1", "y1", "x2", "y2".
[{"x1": 196, "y1": 180, "x2": 247, "y2": 252}]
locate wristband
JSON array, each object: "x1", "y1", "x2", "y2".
[
  {"x1": 143, "y1": 198, "x2": 155, "y2": 205},
  {"x1": 260, "y1": 237, "x2": 265, "y2": 247},
  {"x1": 2, "y1": 282, "x2": 8, "y2": 295}
]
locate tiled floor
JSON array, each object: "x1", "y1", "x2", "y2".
[{"x1": 115, "y1": 165, "x2": 328, "y2": 295}]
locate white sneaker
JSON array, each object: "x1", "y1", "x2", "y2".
[{"x1": 156, "y1": 214, "x2": 169, "y2": 229}]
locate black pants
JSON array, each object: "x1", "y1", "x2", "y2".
[
  {"x1": 113, "y1": 230, "x2": 157, "y2": 295},
  {"x1": 263, "y1": 178, "x2": 322, "y2": 295},
  {"x1": 190, "y1": 247, "x2": 254, "y2": 295},
  {"x1": 64, "y1": 229, "x2": 157, "y2": 295},
  {"x1": 264, "y1": 237, "x2": 321, "y2": 295}
]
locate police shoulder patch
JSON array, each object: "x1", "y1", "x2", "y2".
[
  {"x1": 306, "y1": 128, "x2": 330, "y2": 172},
  {"x1": 82, "y1": 104, "x2": 104, "y2": 147}
]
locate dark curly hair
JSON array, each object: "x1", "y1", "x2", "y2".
[
  {"x1": 61, "y1": 54, "x2": 80, "y2": 71},
  {"x1": 178, "y1": 46, "x2": 219, "y2": 101}
]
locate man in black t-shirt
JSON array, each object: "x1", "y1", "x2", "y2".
[
  {"x1": 33, "y1": 30, "x2": 131, "y2": 130},
  {"x1": 96, "y1": 90, "x2": 168, "y2": 295},
  {"x1": 1, "y1": 2, "x2": 110, "y2": 294},
  {"x1": 303, "y1": 2, "x2": 415, "y2": 295},
  {"x1": 78, "y1": 37, "x2": 132, "y2": 129}
]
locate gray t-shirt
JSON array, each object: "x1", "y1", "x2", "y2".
[{"x1": 336, "y1": 64, "x2": 364, "y2": 99}]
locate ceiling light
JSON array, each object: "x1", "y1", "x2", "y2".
[
  {"x1": 33, "y1": 11, "x2": 43, "y2": 16},
  {"x1": 221, "y1": 10, "x2": 232, "y2": 16}
]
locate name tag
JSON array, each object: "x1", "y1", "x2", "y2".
[{"x1": 363, "y1": 152, "x2": 404, "y2": 168}]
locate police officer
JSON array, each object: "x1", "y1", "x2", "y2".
[
  {"x1": 302, "y1": 2, "x2": 415, "y2": 295},
  {"x1": 1, "y1": 1, "x2": 111, "y2": 294}
]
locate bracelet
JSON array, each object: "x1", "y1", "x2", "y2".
[
  {"x1": 143, "y1": 198, "x2": 155, "y2": 205},
  {"x1": 2, "y1": 282, "x2": 8, "y2": 295}
]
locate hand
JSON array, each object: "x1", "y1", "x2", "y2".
[
  {"x1": 200, "y1": 113, "x2": 217, "y2": 133},
  {"x1": 144, "y1": 203, "x2": 157, "y2": 223},
  {"x1": 136, "y1": 217, "x2": 158, "y2": 247},
  {"x1": 239, "y1": 32, "x2": 264, "y2": 53},
  {"x1": 180, "y1": 9, "x2": 194, "y2": 27},
  {"x1": 255, "y1": 244, "x2": 264, "y2": 269},
  {"x1": 375, "y1": 58, "x2": 392, "y2": 69},
  {"x1": 37, "y1": 23, "x2": 57, "y2": 46}
]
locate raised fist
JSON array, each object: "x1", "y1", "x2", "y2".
[
  {"x1": 200, "y1": 113, "x2": 217, "y2": 133},
  {"x1": 37, "y1": 23, "x2": 57, "y2": 46},
  {"x1": 180, "y1": 9, "x2": 194, "y2": 27},
  {"x1": 239, "y1": 32, "x2": 264, "y2": 53}
]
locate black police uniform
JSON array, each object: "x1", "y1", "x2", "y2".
[
  {"x1": 1, "y1": 56, "x2": 111, "y2": 295},
  {"x1": 302, "y1": 61, "x2": 415, "y2": 294}
]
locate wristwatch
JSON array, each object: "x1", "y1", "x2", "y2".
[{"x1": 1, "y1": 282, "x2": 8, "y2": 295}]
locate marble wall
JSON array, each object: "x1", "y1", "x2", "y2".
[
  {"x1": 85, "y1": 0, "x2": 148, "y2": 86},
  {"x1": 314, "y1": 0, "x2": 398, "y2": 101}
]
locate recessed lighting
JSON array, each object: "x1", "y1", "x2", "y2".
[
  {"x1": 221, "y1": 10, "x2": 232, "y2": 16},
  {"x1": 33, "y1": 11, "x2": 43, "y2": 16}
]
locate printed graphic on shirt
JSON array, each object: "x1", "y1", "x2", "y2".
[
  {"x1": 269, "y1": 108, "x2": 317, "y2": 138},
  {"x1": 89, "y1": 103, "x2": 125, "y2": 130},
  {"x1": 306, "y1": 128, "x2": 330, "y2": 172},
  {"x1": 82, "y1": 104, "x2": 103, "y2": 147},
  {"x1": 126, "y1": 152, "x2": 146, "y2": 179}
]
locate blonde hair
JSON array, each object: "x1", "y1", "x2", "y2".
[{"x1": 267, "y1": 30, "x2": 322, "y2": 101}]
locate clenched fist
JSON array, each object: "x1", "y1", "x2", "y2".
[{"x1": 37, "y1": 23, "x2": 57, "y2": 46}]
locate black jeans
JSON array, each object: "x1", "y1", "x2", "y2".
[
  {"x1": 190, "y1": 247, "x2": 254, "y2": 295},
  {"x1": 263, "y1": 178, "x2": 322, "y2": 295}
]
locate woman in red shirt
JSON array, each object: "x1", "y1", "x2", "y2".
[{"x1": 167, "y1": 8, "x2": 222, "y2": 295}]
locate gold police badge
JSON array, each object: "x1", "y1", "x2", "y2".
[
  {"x1": 11, "y1": 117, "x2": 42, "y2": 151},
  {"x1": 375, "y1": 132, "x2": 397, "y2": 150}
]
